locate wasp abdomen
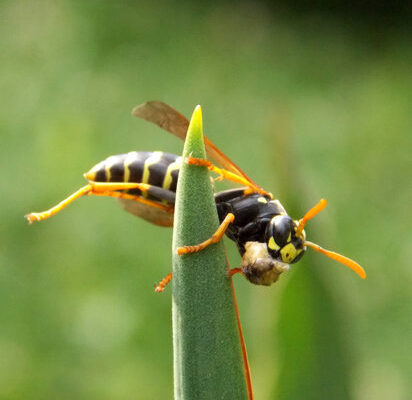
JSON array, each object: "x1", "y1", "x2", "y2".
[{"x1": 85, "y1": 151, "x2": 182, "y2": 198}]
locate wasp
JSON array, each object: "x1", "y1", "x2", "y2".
[{"x1": 26, "y1": 101, "x2": 366, "y2": 291}]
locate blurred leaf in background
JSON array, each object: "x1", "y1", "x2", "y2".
[{"x1": 0, "y1": 1, "x2": 410, "y2": 399}]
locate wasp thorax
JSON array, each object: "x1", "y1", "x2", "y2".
[{"x1": 266, "y1": 215, "x2": 305, "y2": 264}]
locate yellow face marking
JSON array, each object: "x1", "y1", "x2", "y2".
[
  {"x1": 162, "y1": 157, "x2": 182, "y2": 190},
  {"x1": 124, "y1": 152, "x2": 139, "y2": 182},
  {"x1": 268, "y1": 236, "x2": 280, "y2": 251},
  {"x1": 280, "y1": 243, "x2": 297, "y2": 263},
  {"x1": 257, "y1": 196, "x2": 267, "y2": 204},
  {"x1": 287, "y1": 232, "x2": 291, "y2": 243}
]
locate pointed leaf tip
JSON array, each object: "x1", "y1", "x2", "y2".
[
  {"x1": 187, "y1": 105, "x2": 203, "y2": 138},
  {"x1": 173, "y1": 103, "x2": 249, "y2": 399}
]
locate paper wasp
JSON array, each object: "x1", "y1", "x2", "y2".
[{"x1": 26, "y1": 101, "x2": 366, "y2": 291}]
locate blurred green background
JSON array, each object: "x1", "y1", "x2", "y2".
[{"x1": 1, "y1": 1, "x2": 411, "y2": 399}]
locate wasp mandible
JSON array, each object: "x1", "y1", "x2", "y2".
[{"x1": 26, "y1": 101, "x2": 366, "y2": 291}]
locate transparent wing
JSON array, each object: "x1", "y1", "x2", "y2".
[
  {"x1": 117, "y1": 199, "x2": 173, "y2": 227},
  {"x1": 132, "y1": 101, "x2": 263, "y2": 191}
]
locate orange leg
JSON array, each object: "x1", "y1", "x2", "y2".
[
  {"x1": 153, "y1": 268, "x2": 241, "y2": 293},
  {"x1": 154, "y1": 271, "x2": 173, "y2": 293},
  {"x1": 177, "y1": 213, "x2": 235, "y2": 255},
  {"x1": 92, "y1": 191, "x2": 173, "y2": 213},
  {"x1": 228, "y1": 268, "x2": 243, "y2": 278},
  {"x1": 25, "y1": 185, "x2": 92, "y2": 223},
  {"x1": 25, "y1": 181, "x2": 172, "y2": 224},
  {"x1": 187, "y1": 155, "x2": 272, "y2": 198}
]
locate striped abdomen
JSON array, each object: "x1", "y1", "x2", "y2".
[{"x1": 85, "y1": 151, "x2": 182, "y2": 200}]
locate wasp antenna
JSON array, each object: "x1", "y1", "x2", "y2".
[
  {"x1": 304, "y1": 241, "x2": 366, "y2": 279},
  {"x1": 296, "y1": 198, "x2": 327, "y2": 236}
]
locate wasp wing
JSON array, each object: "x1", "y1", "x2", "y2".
[
  {"x1": 117, "y1": 198, "x2": 174, "y2": 227},
  {"x1": 132, "y1": 101, "x2": 262, "y2": 190},
  {"x1": 132, "y1": 100, "x2": 189, "y2": 138}
]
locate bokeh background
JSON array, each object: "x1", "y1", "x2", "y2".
[{"x1": 1, "y1": 1, "x2": 411, "y2": 399}]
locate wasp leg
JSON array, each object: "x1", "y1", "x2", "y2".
[
  {"x1": 25, "y1": 185, "x2": 92, "y2": 223},
  {"x1": 90, "y1": 182, "x2": 175, "y2": 210},
  {"x1": 228, "y1": 268, "x2": 243, "y2": 278},
  {"x1": 153, "y1": 266, "x2": 243, "y2": 293},
  {"x1": 177, "y1": 213, "x2": 235, "y2": 255},
  {"x1": 25, "y1": 181, "x2": 174, "y2": 224},
  {"x1": 187, "y1": 155, "x2": 272, "y2": 198},
  {"x1": 154, "y1": 271, "x2": 173, "y2": 293},
  {"x1": 92, "y1": 191, "x2": 174, "y2": 213}
]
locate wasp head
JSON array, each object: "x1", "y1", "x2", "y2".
[
  {"x1": 239, "y1": 214, "x2": 307, "y2": 286},
  {"x1": 240, "y1": 199, "x2": 366, "y2": 286},
  {"x1": 265, "y1": 215, "x2": 306, "y2": 264}
]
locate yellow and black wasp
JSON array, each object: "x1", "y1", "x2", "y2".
[{"x1": 26, "y1": 101, "x2": 366, "y2": 291}]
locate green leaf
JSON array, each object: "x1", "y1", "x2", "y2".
[
  {"x1": 269, "y1": 122, "x2": 353, "y2": 400},
  {"x1": 172, "y1": 106, "x2": 249, "y2": 400},
  {"x1": 274, "y1": 267, "x2": 352, "y2": 400}
]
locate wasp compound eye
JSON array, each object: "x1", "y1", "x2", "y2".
[{"x1": 268, "y1": 215, "x2": 294, "y2": 248}]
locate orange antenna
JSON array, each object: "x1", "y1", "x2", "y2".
[
  {"x1": 296, "y1": 198, "x2": 327, "y2": 237},
  {"x1": 304, "y1": 241, "x2": 366, "y2": 279}
]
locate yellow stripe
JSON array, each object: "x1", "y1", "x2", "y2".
[
  {"x1": 162, "y1": 157, "x2": 182, "y2": 190},
  {"x1": 142, "y1": 151, "x2": 163, "y2": 197},
  {"x1": 257, "y1": 196, "x2": 267, "y2": 204},
  {"x1": 104, "y1": 156, "x2": 118, "y2": 182},
  {"x1": 124, "y1": 151, "x2": 139, "y2": 182}
]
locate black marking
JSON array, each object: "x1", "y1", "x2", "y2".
[
  {"x1": 146, "y1": 186, "x2": 176, "y2": 204},
  {"x1": 95, "y1": 168, "x2": 106, "y2": 182},
  {"x1": 148, "y1": 161, "x2": 166, "y2": 187},
  {"x1": 128, "y1": 152, "x2": 152, "y2": 195},
  {"x1": 109, "y1": 161, "x2": 124, "y2": 182},
  {"x1": 168, "y1": 168, "x2": 179, "y2": 192}
]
